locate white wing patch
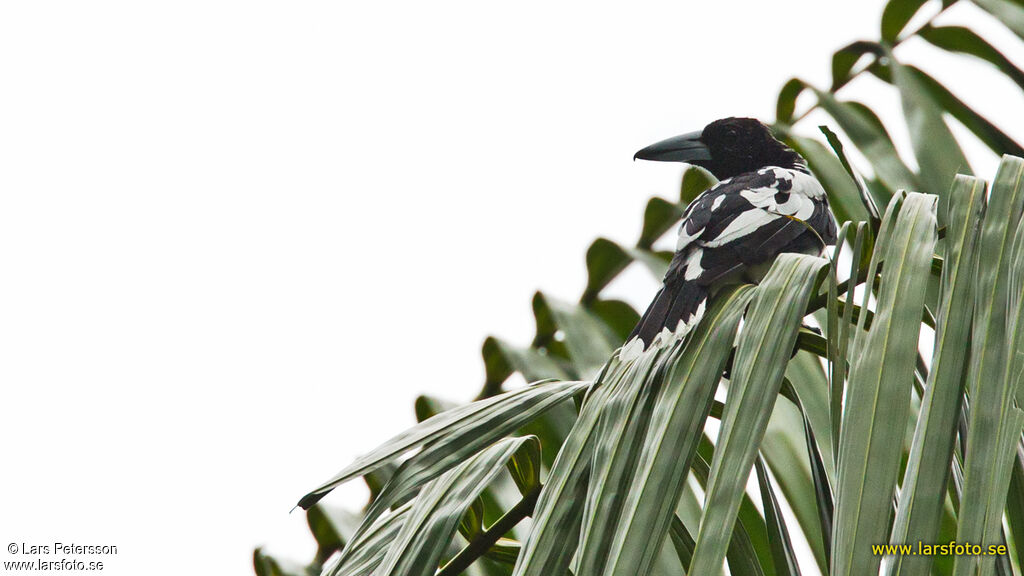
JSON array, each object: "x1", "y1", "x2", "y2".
[
  {"x1": 683, "y1": 248, "x2": 705, "y2": 280},
  {"x1": 676, "y1": 224, "x2": 704, "y2": 252},
  {"x1": 739, "y1": 186, "x2": 777, "y2": 208},
  {"x1": 703, "y1": 210, "x2": 781, "y2": 248},
  {"x1": 790, "y1": 169, "x2": 826, "y2": 199},
  {"x1": 778, "y1": 194, "x2": 815, "y2": 219},
  {"x1": 738, "y1": 167, "x2": 822, "y2": 221},
  {"x1": 740, "y1": 187, "x2": 815, "y2": 220}
]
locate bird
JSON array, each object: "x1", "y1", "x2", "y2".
[{"x1": 620, "y1": 117, "x2": 837, "y2": 361}]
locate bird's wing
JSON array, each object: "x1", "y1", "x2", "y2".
[
  {"x1": 624, "y1": 166, "x2": 835, "y2": 357},
  {"x1": 667, "y1": 166, "x2": 835, "y2": 287}
]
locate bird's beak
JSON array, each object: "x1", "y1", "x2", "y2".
[{"x1": 633, "y1": 130, "x2": 712, "y2": 163}]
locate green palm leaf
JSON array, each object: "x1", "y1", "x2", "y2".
[
  {"x1": 513, "y1": 285, "x2": 753, "y2": 576},
  {"x1": 581, "y1": 285, "x2": 753, "y2": 576},
  {"x1": 298, "y1": 379, "x2": 587, "y2": 509},
  {"x1": 688, "y1": 254, "x2": 827, "y2": 575},
  {"x1": 883, "y1": 175, "x2": 987, "y2": 576},
  {"x1": 954, "y1": 156, "x2": 1024, "y2": 576},
  {"x1": 374, "y1": 437, "x2": 538, "y2": 576},
  {"x1": 832, "y1": 192, "x2": 939, "y2": 576}
]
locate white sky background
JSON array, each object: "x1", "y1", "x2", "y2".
[{"x1": 1, "y1": 2, "x2": 1022, "y2": 575}]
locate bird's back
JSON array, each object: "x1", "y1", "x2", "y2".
[{"x1": 620, "y1": 165, "x2": 836, "y2": 360}]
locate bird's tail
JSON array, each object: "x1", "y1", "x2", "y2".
[{"x1": 620, "y1": 281, "x2": 708, "y2": 361}]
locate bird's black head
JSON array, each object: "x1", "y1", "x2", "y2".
[{"x1": 634, "y1": 117, "x2": 805, "y2": 180}]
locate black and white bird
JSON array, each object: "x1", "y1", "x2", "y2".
[{"x1": 620, "y1": 117, "x2": 837, "y2": 360}]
